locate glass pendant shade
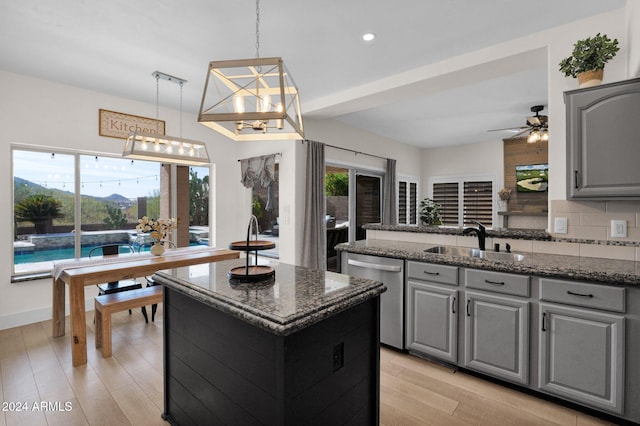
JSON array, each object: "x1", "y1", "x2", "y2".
[
  {"x1": 123, "y1": 131, "x2": 210, "y2": 166},
  {"x1": 198, "y1": 57, "x2": 304, "y2": 141},
  {"x1": 540, "y1": 129, "x2": 549, "y2": 142}
]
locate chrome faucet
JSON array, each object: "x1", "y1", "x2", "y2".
[{"x1": 463, "y1": 220, "x2": 486, "y2": 251}]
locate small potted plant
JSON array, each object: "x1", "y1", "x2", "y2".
[
  {"x1": 419, "y1": 198, "x2": 442, "y2": 226},
  {"x1": 558, "y1": 33, "x2": 619, "y2": 88},
  {"x1": 498, "y1": 188, "x2": 512, "y2": 211}
]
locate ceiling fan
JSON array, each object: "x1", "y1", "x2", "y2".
[{"x1": 488, "y1": 105, "x2": 549, "y2": 143}]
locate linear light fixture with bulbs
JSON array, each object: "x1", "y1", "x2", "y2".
[
  {"x1": 123, "y1": 71, "x2": 211, "y2": 165},
  {"x1": 123, "y1": 131, "x2": 210, "y2": 166}
]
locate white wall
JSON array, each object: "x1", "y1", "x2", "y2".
[
  {"x1": 421, "y1": 139, "x2": 503, "y2": 194},
  {"x1": 0, "y1": 70, "x2": 245, "y2": 329},
  {"x1": 627, "y1": 0, "x2": 640, "y2": 77},
  {"x1": 420, "y1": 8, "x2": 629, "y2": 227},
  {"x1": 233, "y1": 139, "x2": 303, "y2": 265}
]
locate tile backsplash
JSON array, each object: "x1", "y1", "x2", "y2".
[
  {"x1": 550, "y1": 200, "x2": 640, "y2": 243},
  {"x1": 368, "y1": 203, "x2": 640, "y2": 262}
]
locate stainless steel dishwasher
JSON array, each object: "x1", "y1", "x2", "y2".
[{"x1": 342, "y1": 252, "x2": 404, "y2": 349}]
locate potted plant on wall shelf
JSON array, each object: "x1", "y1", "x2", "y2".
[
  {"x1": 498, "y1": 188, "x2": 513, "y2": 212},
  {"x1": 558, "y1": 33, "x2": 619, "y2": 88}
]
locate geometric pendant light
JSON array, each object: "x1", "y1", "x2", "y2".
[
  {"x1": 197, "y1": 0, "x2": 304, "y2": 141},
  {"x1": 123, "y1": 71, "x2": 210, "y2": 165},
  {"x1": 198, "y1": 57, "x2": 304, "y2": 141}
]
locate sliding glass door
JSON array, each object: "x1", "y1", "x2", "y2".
[
  {"x1": 354, "y1": 173, "x2": 381, "y2": 241},
  {"x1": 325, "y1": 164, "x2": 382, "y2": 270}
]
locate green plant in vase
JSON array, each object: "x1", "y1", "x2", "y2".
[
  {"x1": 419, "y1": 198, "x2": 442, "y2": 226},
  {"x1": 558, "y1": 33, "x2": 619, "y2": 88}
]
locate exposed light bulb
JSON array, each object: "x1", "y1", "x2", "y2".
[
  {"x1": 234, "y1": 95, "x2": 245, "y2": 113},
  {"x1": 260, "y1": 94, "x2": 271, "y2": 113},
  {"x1": 276, "y1": 103, "x2": 284, "y2": 129}
]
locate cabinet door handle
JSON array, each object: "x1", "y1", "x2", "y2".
[
  {"x1": 451, "y1": 297, "x2": 456, "y2": 314},
  {"x1": 567, "y1": 290, "x2": 594, "y2": 298},
  {"x1": 485, "y1": 279, "x2": 505, "y2": 286},
  {"x1": 423, "y1": 270, "x2": 440, "y2": 276},
  {"x1": 574, "y1": 170, "x2": 580, "y2": 189},
  {"x1": 542, "y1": 312, "x2": 547, "y2": 332},
  {"x1": 466, "y1": 299, "x2": 471, "y2": 317}
]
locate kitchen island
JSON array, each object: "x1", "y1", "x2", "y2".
[{"x1": 154, "y1": 258, "x2": 386, "y2": 426}]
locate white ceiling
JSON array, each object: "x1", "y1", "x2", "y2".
[{"x1": 0, "y1": 0, "x2": 625, "y2": 148}]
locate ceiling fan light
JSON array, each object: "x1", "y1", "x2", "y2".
[
  {"x1": 527, "y1": 130, "x2": 541, "y2": 144},
  {"x1": 540, "y1": 129, "x2": 549, "y2": 142}
]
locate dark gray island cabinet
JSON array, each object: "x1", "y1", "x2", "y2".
[{"x1": 153, "y1": 259, "x2": 386, "y2": 426}]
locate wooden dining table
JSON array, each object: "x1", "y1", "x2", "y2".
[{"x1": 52, "y1": 246, "x2": 239, "y2": 366}]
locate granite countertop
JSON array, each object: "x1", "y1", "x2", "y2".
[
  {"x1": 337, "y1": 239, "x2": 640, "y2": 287},
  {"x1": 153, "y1": 258, "x2": 386, "y2": 336},
  {"x1": 364, "y1": 224, "x2": 552, "y2": 240}
]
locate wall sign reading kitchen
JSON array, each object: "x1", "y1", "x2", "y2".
[{"x1": 99, "y1": 109, "x2": 165, "y2": 139}]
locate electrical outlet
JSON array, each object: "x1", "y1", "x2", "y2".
[
  {"x1": 611, "y1": 220, "x2": 627, "y2": 238},
  {"x1": 554, "y1": 217, "x2": 568, "y2": 234}
]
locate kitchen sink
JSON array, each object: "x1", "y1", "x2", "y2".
[
  {"x1": 424, "y1": 246, "x2": 480, "y2": 257},
  {"x1": 424, "y1": 246, "x2": 526, "y2": 262}
]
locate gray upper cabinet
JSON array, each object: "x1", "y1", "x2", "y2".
[{"x1": 565, "y1": 77, "x2": 640, "y2": 199}]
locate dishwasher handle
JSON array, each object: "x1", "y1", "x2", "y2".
[{"x1": 347, "y1": 259, "x2": 402, "y2": 273}]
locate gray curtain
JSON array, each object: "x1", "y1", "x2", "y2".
[
  {"x1": 383, "y1": 158, "x2": 397, "y2": 225},
  {"x1": 239, "y1": 154, "x2": 276, "y2": 188},
  {"x1": 301, "y1": 140, "x2": 326, "y2": 270}
]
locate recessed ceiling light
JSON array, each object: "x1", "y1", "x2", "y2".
[{"x1": 362, "y1": 33, "x2": 376, "y2": 42}]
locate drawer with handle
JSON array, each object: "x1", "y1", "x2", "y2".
[
  {"x1": 407, "y1": 261, "x2": 458, "y2": 286},
  {"x1": 465, "y1": 269, "x2": 530, "y2": 297},
  {"x1": 540, "y1": 278, "x2": 625, "y2": 313}
]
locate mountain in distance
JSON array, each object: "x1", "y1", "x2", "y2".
[
  {"x1": 102, "y1": 193, "x2": 133, "y2": 203},
  {"x1": 14, "y1": 177, "x2": 133, "y2": 204}
]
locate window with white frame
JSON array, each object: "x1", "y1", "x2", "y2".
[
  {"x1": 397, "y1": 177, "x2": 418, "y2": 225},
  {"x1": 431, "y1": 175, "x2": 495, "y2": 227},
  {"x1": 12, "y1": 147, "x2": 210, "y2": 277}
]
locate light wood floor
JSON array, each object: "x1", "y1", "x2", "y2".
[{"x1": 0, "y1": 308, "x2": 618, "y2": 426}]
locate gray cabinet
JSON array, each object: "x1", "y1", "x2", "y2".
[
  {"x1": 405, "y1": 261, "x2": 459, "y2": 362},
  {"x1": 538, "y1": 278, "x2": 625, "y2": 415},
  {"x1": 539, "y1": 303, "x2": 625, "y2": 414},
  {"x1": 565, "y1": 77, "x2": 640, "y2": 199},
  {"x1": 406, "y1": 281, "x2": 458, "y2": 362},
  {"x1": 464, "y1": 291, "x2": 529, "y2": 385}
]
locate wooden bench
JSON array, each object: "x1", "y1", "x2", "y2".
[{"x1": 94, "y1": 285, "x2": 163, "y2": 358}]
